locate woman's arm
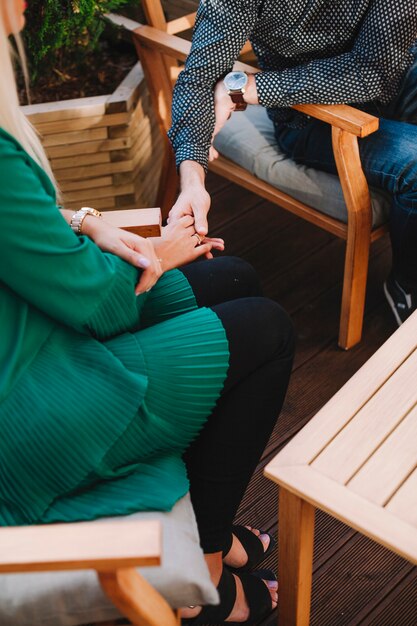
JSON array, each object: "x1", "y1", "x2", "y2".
[
  {"x1": 0, "y1": 137, "x2": 155, "y2": 339},
  {"x1": 59, "y1": 208, "x2": 162, "y2": 295}
]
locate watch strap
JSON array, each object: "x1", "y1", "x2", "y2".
[
  {"x1": 70, "y1": 207, "x2": 102, "y2": 234},
  {"x1": 230, "y1": 92, "x2": 247, "y2": 111}
]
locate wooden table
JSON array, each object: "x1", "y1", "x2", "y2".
[{"x1": 265, "y1": 311, "x2": 417, "y2": 625}]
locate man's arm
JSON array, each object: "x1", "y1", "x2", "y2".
[
  {"x1": 168, "y1": 0, "x2": 258, "y2": 235},
  {"x1": 255, "y1": 0, "x2": 417, "y2": 110}
]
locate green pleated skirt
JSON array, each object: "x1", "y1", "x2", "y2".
[{"x1": 0, "y1": 269, "x2": 229, "y2": 526}]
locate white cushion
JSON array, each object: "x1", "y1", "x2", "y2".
[
  {"x1": 0, "y1": 494, "x2": 218, "y2": 626},
  {"x1": 214, "y1": 105, "x2": 390, "y2": 227}
]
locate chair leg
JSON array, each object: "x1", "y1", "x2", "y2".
[
  {"x1": 278, "y1": 488, "x2": 315, "y2": 626},
  {"x1": 338, "y1": 216, "x2": 371, "y2": 349},
  {"x1": 98, "y1": 568, "x2": 179, "y2": 626},
  {"x1": 157, "y1": 141, "x2": 179, "y2": 221},
  {"x1": 331, "y1": 127, "x2": 373, "y2": 350}
]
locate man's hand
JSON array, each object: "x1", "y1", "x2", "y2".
[
  {"x1": 150, "y1": 216, "x2": 224, "y2": 271},
  {"x1": 209, "y1": 81, "x2": 236, "y2": 161},
  {"x1": 169, "y1": 161, "x2": 211, "y2": 237}
]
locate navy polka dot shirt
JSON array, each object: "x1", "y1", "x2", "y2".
[{"x1": 169, "y1": 0, "x2": 417, "y2": 171}]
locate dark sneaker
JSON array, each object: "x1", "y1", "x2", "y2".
[{"x1": 383, "y1": 275, "x2": 417, "y2": 326}]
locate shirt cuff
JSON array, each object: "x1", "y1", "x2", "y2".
[
  {"x1": 175, "y1": 144, "x2": 209, "y2": 173},
  {"x1": 255, "y1": 72, "x2": 285, "y2": 109}
]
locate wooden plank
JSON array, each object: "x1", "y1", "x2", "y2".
[
  {"x1": 23, "y1": 95, "x2": 108, "y2": 124},
  {"x1": 106, "y1": 62, "x2": 144, "y2": 113},
  {"x1": 116, "y1": 193, "x2": 137, "y2": 208},
  {"x1": 103, "y1": 208, "x2": 161, "y2": 237},
  {"x1": 59, "y1": 176, "x2": 113, "y2": 193},
  {"x1": 64, "y1": 196, "x2": 116, "y2": 211},
  {"x1": 264, "y1": 465, "x2": 417, "y2": 564},
  {"x1": 311, "y1": 348, "x2": 417, "y2": 484},
  {"x1": 64, "y1": 183, "x2": 135, "y2": 203},
  {"x1": 141, "y1": 0, "x2": 167, "y2": 29},
  {"x1": 104, "y1": 12, "x2": 143, "y2": 32},
  {"x1": 332, "y1": 127, "x2": 372, "y2": 349},
  {"x1": 0, "y1": 520, "x2": 161, "y2": 573},
  {"x1": 99, "y1": 568, "x2": 179, "y2": 626},
  {"x1": 42, "y1": 127, "x2": 107, "y2": 148},
  {"x1": 386, "y1": 467, "x2": 417, "y2": 526},
  {"x1": 166, "y1": 11, "x2": 197, "y2": 33},
  {"x1": 46, "y1": 136, "x2": 130, "y2": 159},
  {"x1": 347, "y1": 404, "x2": 417, "y2": 506},
  {"x1": 51, "y1": 151, "x2": 111, "y2": 170},
  {"x1": 265, "y1": 312, "x2": 417, "y2": 471},
  {"x1": 291, "y1": 103, "x2": 379, "y2": 138},
  {"x1": 35, "y1": 112, "x2": 129, "y2": 135},
  {"x1": 57, "y1": 160, "x2": 134, "y2": 181},
  {"x1": 108, "y1": 105, "x2": 147, "y2": 138},
  {"x1": 278, "y1": 488, "x2": 315, "y2": 626}
]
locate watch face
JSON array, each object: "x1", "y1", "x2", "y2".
[{"x1": 224, "y1": 71, "x2": 247, "y2": 91}]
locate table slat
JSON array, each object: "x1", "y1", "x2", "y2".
[
  {"x1": 266, "y1": 312, "x2": 417, "y2": 470},
  {"x1": 311, "y1": 348, "x2": 417, "y2": 483},
  {"x1": 346, "y1": 404, "x2": 417, "y2": 505},
  {"x1": 386, "y1": 467, "x2": 417, "y2": 527},
  {"x1": 264, "y1": 465, "x2": 417, "y2": 564}
]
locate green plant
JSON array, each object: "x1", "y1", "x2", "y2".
[{"x1": 24, "y1": 0, "x2": 136, "y2": 80}]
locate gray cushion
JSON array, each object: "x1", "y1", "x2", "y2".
[
  {"x1": 214, "y1": 105, "x2": 390, "y2": 227},
  {"x1": 0, "y1": 494, "x2": 218, "y2": 626}
]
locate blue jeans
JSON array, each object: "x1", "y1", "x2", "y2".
[{"x1": 276, "y1": 46, "x2": 417, "y2": 290}]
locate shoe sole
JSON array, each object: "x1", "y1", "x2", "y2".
[{"x1": 383, "y1": 281, "x2": 403, "y2": 327}]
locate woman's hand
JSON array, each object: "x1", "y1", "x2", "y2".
[
  {"x1": 150, "y1": 215, "x2": 225, "y2": 271},
  {"x1": 82, "y1": 215, "x2": 162, "y2": 295}
]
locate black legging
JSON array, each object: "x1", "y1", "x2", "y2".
[{"x1": 180, "y1": 257, "x2": 294, "y2": 553}]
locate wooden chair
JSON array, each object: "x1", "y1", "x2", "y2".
[
  {"x1": 0, "y1": 209, "x2": 217, "y2": 626},
  {"x1": 123, "y1": 1, "x2": 389, "y2": 350},
  {"x1": 0, "y1": 518, "x2": 179, "y2": 626}
]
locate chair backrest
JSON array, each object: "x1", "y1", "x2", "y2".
[
  {"x1": 141, "y1": 0, "x2": 197, "y2": 35},
  {"x1": 141, "y1": 0, "x2": 253, "y2": 61},
  {"x1": 133, "y1": 26, "x2": 189, "y2": 135}
]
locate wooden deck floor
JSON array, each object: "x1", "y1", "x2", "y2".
[{"x1": 205, "y1": 172, "x2": 417, "y2": 626}]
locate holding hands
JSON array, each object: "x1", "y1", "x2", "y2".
[
  {"x1": 82, "y1": 216, "x2": 163, "y2": 295},
  {"x1": 152, "y1": 215, "x2": 224, "y2": 271},
  {"x1": 81, "y1": 210, "x2": 224, "y2": 294}
]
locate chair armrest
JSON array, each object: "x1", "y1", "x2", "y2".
[
  {"x1": 134, "y1": 26, "x2": 379, "y2": 138},
  {"x1": 0, "y1": 519, "x2": 161, "y2": 573},
  {"x1": 103, "y1": 207, "x2": 162, "y2": 237}
]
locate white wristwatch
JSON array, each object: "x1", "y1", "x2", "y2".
[{"x1": 70, "y1": 207, "x2": 102, "y2": 234}]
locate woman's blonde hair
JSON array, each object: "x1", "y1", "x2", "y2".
[{"x1": 0, "y1": 0, "x2": 57, "y2": 189}]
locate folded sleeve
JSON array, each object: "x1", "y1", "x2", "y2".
[{"x1": 0, "y1": 135, "x2": 144, "y2": 339}]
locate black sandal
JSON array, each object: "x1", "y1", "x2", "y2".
[
  {"x1": 222, "y1": 524, "x2": 276, "y2": 573},
  {"x1": 184, "y1": 566, "x2": 276, "y2": 625}
]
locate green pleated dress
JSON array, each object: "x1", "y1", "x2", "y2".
[{"x1": 0, "y1": 128, "x2": 229, "y2": 526}]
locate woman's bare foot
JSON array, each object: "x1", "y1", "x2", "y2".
[
  {"x1": 223, "y1": 526, "x2": 270, "y2": 569},
  {"x1": 181, "y1": 551, "x2": 278, "y2": 622}
]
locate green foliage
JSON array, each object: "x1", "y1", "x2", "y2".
[{"x1": 23, "y1": 0, "x2": 135, "y2": 80}]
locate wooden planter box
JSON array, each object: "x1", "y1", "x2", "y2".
[{"x1": 23, "y1": 62, "x2": 163, "y2": 212}]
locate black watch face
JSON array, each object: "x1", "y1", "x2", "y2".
[{"x1": 225, "y1": 72, "x2": 247, "y2": 91}]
